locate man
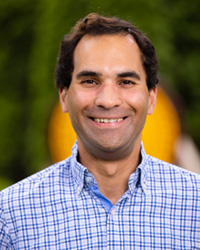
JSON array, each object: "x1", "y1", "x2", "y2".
[{"x1": 0, "y1": 13, "x2": 200, "y2": 249}]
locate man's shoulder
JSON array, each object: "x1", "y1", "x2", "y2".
[
  {"x1": 146, "y1": 155, "x2": 200, "y2": 189},
  {"x1": 0, "y1": 158, "x2": 71, "y2": 205}
]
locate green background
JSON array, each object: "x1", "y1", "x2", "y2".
[{"x1": 0, "y1": 0, "x2": 200, "y2": 190}]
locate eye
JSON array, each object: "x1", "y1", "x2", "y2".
[
  {"x1": 120, "y1": 80, "x2": 136, "y2": 86},
  {"x1": 81, "y1": 79, "x2": 98, "y2": 85}
]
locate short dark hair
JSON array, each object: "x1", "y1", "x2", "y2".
[{"x1": 55, "y1": 13, "x2": 159, "y2": 90}]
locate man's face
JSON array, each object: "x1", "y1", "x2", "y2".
[{"x1": 60, "y1": 34, "x2": 156, "y2": 160}]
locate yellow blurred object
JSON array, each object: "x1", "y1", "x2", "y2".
[
  {"x1": 143, "y1": 87, "x2": 181, "y2": 163},
  {"x1": 48, "y1": 102, "x2": 76, "y2": 163},
  {"x1": 48, "y1": 87, "x2": 181, "y2": 163}
]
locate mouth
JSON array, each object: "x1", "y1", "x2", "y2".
[{"x1": 91, "y1": 117, "x2": 127, "y2": 123}]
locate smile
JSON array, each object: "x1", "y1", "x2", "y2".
[{"x1": 93, "y1": 118, "x2": 125, "y2": 123}]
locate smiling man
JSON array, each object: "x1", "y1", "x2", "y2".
[
  {"x1": 1, "y1": 13, "x2": 200, "y2": 249},
  {"x1": 59, "y1": 33, "x2": 157, "y2": 205}
]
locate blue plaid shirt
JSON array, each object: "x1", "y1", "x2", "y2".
[{"x1": 1, "y1": 142, "x2": 200, "y2": 249}]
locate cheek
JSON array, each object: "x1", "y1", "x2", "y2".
[
  {"x1": 126, "y1": 90, "x2": 149, "y2": 112},
  {"x1": 67, "y1": 88, "x2": 92, "y2": 115}
]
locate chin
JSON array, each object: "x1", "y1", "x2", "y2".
[{"x1": 94, "y1": 140, "x2": 131, "y2": 157}]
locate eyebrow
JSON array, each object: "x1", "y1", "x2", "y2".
[
  {"x1": 76, "y1": 70, "x2": 141, "y2": 80},
  {"x1": 76, "y1": 70, "x2": 102, "y2": 79},
  {"x1": 117, "y1": 71, "x2": 141, "y2": 80}
]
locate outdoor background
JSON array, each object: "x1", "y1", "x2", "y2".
[{"x1": 0, "y1": 0, "x2": 200, "y2": 190}]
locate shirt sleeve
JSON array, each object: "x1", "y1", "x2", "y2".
[{"x1": 0, "y1": 203, "x2": 14, "y2": 249}]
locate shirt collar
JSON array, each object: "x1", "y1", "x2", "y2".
[
  {"x1": 128, "y1": 142, "x2": 149, "y2": 194},
  {"x1": 70, "y1": 141, "x2": 149, "y2": 194},
  {"x1": 71, "y1": 142, "x2": 88, "y2": 193}
]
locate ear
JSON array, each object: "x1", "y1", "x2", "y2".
[
  {"x1": 147, "y1": 87, "x2": 157, "y2": 115},
  {"x1": 59, "y1": 87, "x2": 68, "y2": 113}
]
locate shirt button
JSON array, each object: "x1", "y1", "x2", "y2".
[
  {"x1": 85, "y1": 176, "x2": 93, "y2": 184},
  {"x1": 77, "y1": 186, "x2": 81, "y2": 192},
  {"x1": 110, "y1": 208, "x2": 115, "y2": 216},
  {"x1": 143, "y1": 183, "x2": 146, "y2": 192}
]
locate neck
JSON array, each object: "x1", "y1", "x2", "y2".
[{"x1": 78, "y1": 142, "x2": 141, "y2": 204}]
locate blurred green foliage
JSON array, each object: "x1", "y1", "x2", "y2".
[{"x1": 0, "y1": 0, "x2": 200, "y2": 190}]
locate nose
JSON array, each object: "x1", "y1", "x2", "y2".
[{"x1": 95, "y1": 83, "x2": 122, "y2": 109}]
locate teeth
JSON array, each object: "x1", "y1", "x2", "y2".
[{"x1": 94, "y1": 118, "x2": 123, "y2": 123}]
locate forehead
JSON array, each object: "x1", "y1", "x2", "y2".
[
  {"x1": 74, "y1": 34, "x2": 140, "y2": 56},
  {"x1": 73, "y1": 34, "x2": 145, "y2": 78}
]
